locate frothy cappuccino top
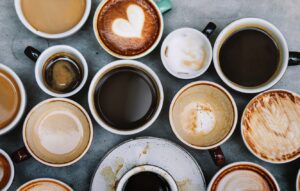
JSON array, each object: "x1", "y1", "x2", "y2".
[
  {"x1": 97, "y1": 0, "x2": 161, "y2": 56},
  {"x1": 18, "y1": 179, "x2": 71, "y2": 191}
]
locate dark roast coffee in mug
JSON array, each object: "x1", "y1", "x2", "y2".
[
  {"x1": 94, "y1": 66, "x2": 159, "y2": 130},
  {"x1": 43, "y1": 53, "x2": 83, "y2": 94},
  {"x1": 219, "y1": 28, "x2": 280, "y2": 87},
  {"x1": 0, "y1": 154, "x2": 11, "y2": 190}
]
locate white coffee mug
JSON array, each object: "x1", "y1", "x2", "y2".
[
  {"x1": 88, "y1": 60, "x2": 164, "y2": 135},
  {"x1": 0, "y1": 64, "x2": 27, "y2": 136},
  {"x1": 24, "y1": 45, "x2": 88, "y2": 98},
  {"x1": 116, "y1": 165, "x2": 178, "y2": 191},
  {"x1": 213, "y1": 18, "x2": 300, "y2": 93},
  {"x1": 14, "y1": 0, "x2": 91, "y2": 39},
  {"x1": 0, "y1": 149, "x2": 14, "y2": 191}
]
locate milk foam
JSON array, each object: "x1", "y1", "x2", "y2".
[
  {"x1": 38, "y1": 110, "x2": 83, "y2": 155},
  {"x1": 164, "y1": 29, "x2": 207, "y2": 75},
  {"x1": 21, "y1": 181, "x2": 69, "y2": 191},
  {"x1": 112, "y1": 4, "x2": 145, "y2": 38}
]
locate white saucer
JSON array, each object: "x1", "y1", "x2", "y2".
[{"x1": 90, "y1": 137, "x2": 206, "y2": 191}]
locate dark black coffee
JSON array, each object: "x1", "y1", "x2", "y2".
[
  {"x1": 219, "y1": 28, "x2": 280, "y2": 87},
  {"x1": 43, "y1": 53, "x2": 83, "y2": 93},
  {"x1": 123, "y1": 172, "x2": 171, "y2": 191},
  {"x1": 94, "y1": 67, "x2": 159, "y2": 130}
]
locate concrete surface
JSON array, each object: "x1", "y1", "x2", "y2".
[{"x1": 0, "y1": 0, "x2": 299, "y2": 190}]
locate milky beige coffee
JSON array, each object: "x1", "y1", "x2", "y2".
[
  {"x1": 21, "y1": 0, "x2": 86, "y2": 34},
  {"x1": 242, "y1": 90, "x2": 300, "y2": 163},
  {"x1": 18, "y1": 179, "x2": 72, "y2": 191},
  {"x1": 24, "y1": 100, "x2": 91, "y2": 164},
  {"x1": 170, "y1": 82, "x2": 235, "y2": 147}
]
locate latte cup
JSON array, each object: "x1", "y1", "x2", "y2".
[
  {"x1": 213, "y1": 18, "x2": 300, "y2": 93},
  {"x1": 24, "y1": 45, "x2": 88, "y2": 98},
  {"x1": 169, "y1": 81, "x2": 238, "y2": 166},
  {"x1": 207, "y1": 162, "x2": 280, "y2": 191},
  {"x1": 116, "y1": 165, "x2": 178, "y2": 191},
  {"x1": 12, "y1": 98, "x2": 93, "y2": 167},
  {"x1": 0, "y1": 149, "x2": 14, "y2": 191},
  {"x1": 0, "y1": 64, "x2": 26, "y2": 136},
  {"x1": 93, "y1": 0, "x2": 172, "y2": 59},
  {"x1": 15, "y1": 0, "x2": 91, "y2": 39},
  {"x1": 17, "y1": 178, "x2": 73, "y2": 191}
]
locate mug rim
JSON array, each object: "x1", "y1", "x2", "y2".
[
  {"x1": 207, "y1": 161, "x2": 280, "y2": 191},
  {"x1": 17, "y1": 178, "x2": 73, "y2": 191},
  {"x1": 92, "y1": 0, "x2": 164, "y2": 59},
  {"x1": 34, "y1": 45, "x2": 88, "y2": 98},
  {"x1": 0, "y1": 64, "x2": 27, "y2": 135},
  {"x1": 241, "y1": 89, "x2": 300, "y2": 164},
  {"x1": 0, "y1": 149, "x2": 15, "y2": 191},
  {"x1": 213, "y1": 18, "x2": 289, "y2": 94},
  {"x1": 169, "y1": 81, "x2": 238, "y2": 150},
  {"x1": 88, "y1": 60, "x2": 164, "y2": 135},
  {"x1": 14, "y1": 0, "x2": 91, "y2": 39},
  {"x1": 116, "y1": 165, "x2": 178, "y2": 191},
  {"x1": 22, "y1": 98, "x2": 93, "y2": 167},
  {"x1": 160, "y1": 27, "x2": 213, "y2": 79}
]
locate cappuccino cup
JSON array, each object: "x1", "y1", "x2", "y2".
[
  {"x1": 169, "y1": 81, "x2": 238, "y2": 166},
  {"x1": 12, "y1": 98, "x2": 93, "y2": 167},
  {"x1": 17, "y1": 178, "x2": 73, "y2": 191},
  {"x1": 24, "y1": 45, "x2": 88, "y2": 98},
  {"x1": 15, "y1": 0, "x2": 91, "y2": 39},
  {"x1": 0, "y1": 64, "x2": 26, "y2": 136},
  {"x1": 207, "y1": 162, "x2": 280, "y2": 191},
  {"x1": 0, "y1": 149, "x2": 14, "y2": 191},
  {"x1": 93, "y1": 0, "x2": 172, "y2": 59},
  {"x1": 213, "y1": 18, "x2": 300, "y2": 93}
]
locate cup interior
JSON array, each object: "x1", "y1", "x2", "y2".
[
  {"x1": 213, "y1": 18, "x2": 289, "y2": 93},
  {"x1": 14, "y1": 0, "x2": 91, "y2": 39},
  {"x1": 0, "y1": 64, "x2": 26, "y2": 135},
  {"x1": 35, "y1": 45, "x2": 88, "y2": 98},
  {"x1": 0, "y1": 149, "x2": 14, "y2": 191}
]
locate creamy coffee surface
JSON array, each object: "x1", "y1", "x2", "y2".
[
  {"x1": 25, "y1": 101, "x2": 90, "y2": 164},
  {"x1": 97, "y1": 0, "x2": 161, "y2": 56},
  {"x1": 21, "y1": 0, "x2": 86, "y2": 34},
  {"x1": 0, "y1": 154, "x2": 11, "y2": 190},
  {"x1": 171, "y1": 84, "x2": 234, "y2": 147},
  {"x1": 242, "y1": 90, "x2": 300, "y2": 162},
  {"x1": 19, "y1": 180, "x2": 71, "y2": 191}
]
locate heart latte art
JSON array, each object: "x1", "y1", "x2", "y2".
[{"x1": 97, "y1": 0, "x2": 161, "y2": 56}]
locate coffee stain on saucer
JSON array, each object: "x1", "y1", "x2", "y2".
[
  {"x1": 139, "y1": 144, "x2": 149, "y2": 158},
  {"x1": 177, "y1": 179, "x2": 201, "y2": 191}
]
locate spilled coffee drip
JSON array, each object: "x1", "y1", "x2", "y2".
[
  {"x1": 43, "y1": 53, "x2": 83, "y2": 94},
  {"x1": 0, "y1": 154, "x2": 11, "y2": 190}
]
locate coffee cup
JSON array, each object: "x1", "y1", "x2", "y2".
[
  {"x1": 0, "y1": 64, "x2": 26, "y2": 136},
  {"x1": 15, "y1": 0, "x2": 91, "y2": 39},
  {"x1": 93, "y1": 0, "x2": 172, "y2": 59},
  {"x1": 241, "y1": 89, "x2": 300, "y2": 164},
  {"x1": 17, "y1": 178, "x2": 73, "y2": 191},
  {"x1": 24, "y1": 45, "x2": 88, "y2": 98},
  {"x1": 161, "y1": 22, "x2": 216, "y2": 79},
  {"x1": 116, "y1": 165, "x2": 178, "y2": 191},
  {"x1": 88, "y1": 60, "x2": 164, "y2": 135},
  {"x1": 0, "y1": 149, "x2": 14, "y2": 191},
  {"x1": 207, "y1": 162, "x2": 280, "y2": 191},
  {"x1": 12, "y1": 98, "x2": 93, "y2": 167},
  {"x1": 213, "y1": 18, "x2": 300, "y2": 93},
  {"x1": 169, "y1": 81, "x2": 238, "y2": 166}
]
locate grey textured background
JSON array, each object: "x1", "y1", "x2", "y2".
[{"x1": 0, "y1": 0, "x2": 299, "y2": 190}]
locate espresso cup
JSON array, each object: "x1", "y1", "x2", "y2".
[
  {"x1": 0, "y1": 64, "x2": 26, "y2": 136},
  {"x1": 161, "y1": 22, "x2": 216, "y2": 79},
  {"x1": 17, "y1": 178, "x2": 73, "y2": 191},
  {"x1": 24, "y1": 45, "x2": 88, "y2": 98},
  {"x1": 207, "y1": 162, "x2": 280, "y2": 191},
  {"x1": 0, "y1": 149, "x2": 14, "y2": 191},
  {"x1": 241, "y1": 89, "x2": 300, "y2": 164},
  {"x1": 88, "y1": 60, "x2": 164, "y2": 135},
  {"x1": 93, "y1": 0, "x2": 172, "y2": 59},
  {"x1": 116, "y1": 165, "x2": 178, "y2": 191},
  {"x1": 213, "y1": 18, "x2": 300, "y2": 93},
  {"x1": 169, "y1": 81, "x2": 238, "y2": 166},
  {"x1": 15, "y1": 0, "x2": 91, "y2": 39},
  {"x1": 12, "y1": 98, "x2": 93, "y2": 167}
]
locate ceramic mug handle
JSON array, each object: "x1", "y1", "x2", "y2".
[
  {"x1": 209, "y1": 147, "x2": 225, "y2": 166},
  {"x1": 156, "y1": 0, "x2": 172, "y2": 14},
  {"x1": 289, "y1": 52, "x2": 300, "y2": 66},
  {"x1": 24, "y1": 46, "x2": 41, "y2": 62},
  {"x1": 202, "y1": 22, "x2": 217, "y2": 38},
  {"x1": 11, "y1": 147, "x2": 31, "y2": 163}
]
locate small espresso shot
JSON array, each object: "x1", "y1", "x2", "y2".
[{"x1": 43, "y1": 53, "x2": 83, "y2": 94}]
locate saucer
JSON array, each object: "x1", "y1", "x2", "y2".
[{"x1": 90, "y1": 137, "x2": 206, "y2": 191}]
